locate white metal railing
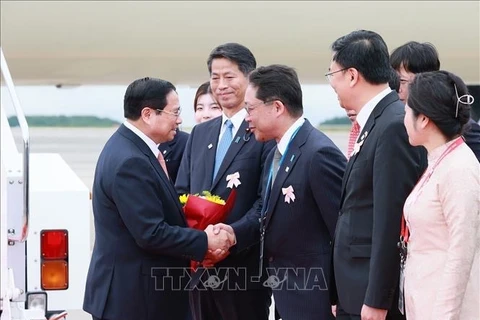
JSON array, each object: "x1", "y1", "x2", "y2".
[{"x1": 0, "y1": 47, "x2": 30, "y2": 243}]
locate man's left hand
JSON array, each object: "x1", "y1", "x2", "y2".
[{"x1": 360, "y1": 304, "x2": 387, "y2": 320}]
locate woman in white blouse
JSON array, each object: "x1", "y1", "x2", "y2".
[{"x1": 402, "y1": 70, "x2": 479, "y2": 319}]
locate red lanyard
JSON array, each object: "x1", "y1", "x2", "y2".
[{"x1": 400, "y1": 137, "x2": 464, "y2": 244}]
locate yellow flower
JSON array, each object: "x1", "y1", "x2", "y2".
[
  {"x1": 179, "y1": 194, "x2": 189, "y2": 205},
  {"x1": 180, "y1": 191, "x2": 226, "y2": 206},
  {"x1": 199, "y1": 191, "x2": 226, "y2": 205}
]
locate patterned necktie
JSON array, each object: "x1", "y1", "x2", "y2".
[
  {"x1": 213, "y1": 119, "x2": 234, "y2": 180},
  {"x1": 157, "y1": 152, "x2": 169, "y2": 178},
  {"x1": 347, "y1": 121, "x2": 361, "y2": 159},
  {"x1": 271, "y1": 147, "x2": 282, "y2": 185}
]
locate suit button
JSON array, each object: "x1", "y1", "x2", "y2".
[{"x1": 268, "y1": 256, "x2": 274, "y2": 262}]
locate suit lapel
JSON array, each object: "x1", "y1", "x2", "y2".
[
  {"x1": 148, "y1": 155, "x2": 187, "y2": 223},
  {"x1": 340, "y1": 117, "x2": 375, "y2": 198},
  {"x1": 158, "y1": 140, "x2": 174, "y2": 160},
  {"x1": 202, "y1": 118, "x2": 222, "y2": 189},
  {"x1": 265, "y1": 121, "x2": 311, "y2": 227},
  {"x1": 118, "y1": 125, "x2": 187, "y2": 224},
  {"x1": 211, "y1": 120, "x2": 250, "y2": 189},
  {"x1": 340, "y1": 91, "x2": 399, "y2": 203}
]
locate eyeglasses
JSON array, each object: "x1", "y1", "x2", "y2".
[
  {"x1": 325, "y1": 67, "x2": 349, "y2": 81},
  {"x1": 155, "y1": 107, "x2": 182, "y2": 118},
  {"x1": 244, "y1": 100, "x2": 275, "y2": 115}
]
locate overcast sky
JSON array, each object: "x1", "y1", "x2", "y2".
[{"x1": 1, "y1": 84, "x2": 345, "y2": 128}]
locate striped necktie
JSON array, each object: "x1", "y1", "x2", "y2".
[{"x1": 347, "y1": 121, "x2": 360, "y2": 159}]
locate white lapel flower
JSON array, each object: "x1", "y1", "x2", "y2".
[
  {"x1": 282, "y1": 185, "x2": 296, "y2": 204},
  {"x1": 351, "y1": 131, "x2": 368, "y2": 157},
  {"x1": 226, "y1": 172, "x2": 241, "y2": 189}
]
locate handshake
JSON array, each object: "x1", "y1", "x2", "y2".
[{"x1": 203, "y1": 223, "x2": 236, "y2": 267}]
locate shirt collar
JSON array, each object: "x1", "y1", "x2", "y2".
[
  {"x1": 277, "y1": 117, "x2": 305, "y2": 155},
  {"x1": 123, "y1": 120, "x2": 159, "y2": 158},
  {"x1": 220, "y1": 108, "x2": 247, "y2": 136},
  {"x1": 356, "y1": 87, "x2": 392, "y2": 130}
]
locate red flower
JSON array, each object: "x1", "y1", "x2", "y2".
[
  {"x1": 182, "y1": 190, "x2": 237, "y2": 270},
  {"x1": 184, "y1": 190, "x2": 236, "y2": 230}
]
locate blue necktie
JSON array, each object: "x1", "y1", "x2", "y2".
[{"x1": 213, "y1": 119, "x2": 233, "y2": 180}]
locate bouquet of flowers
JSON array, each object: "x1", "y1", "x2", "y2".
[
  {"x1": 179, "y1": 190, "x2": 236, "y2": 230},
  {"x1": 180, "y1": 190, "x2": 237, "y2": 270}
]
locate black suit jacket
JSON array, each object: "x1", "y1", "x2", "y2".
[
  {"x1": 464, "y1": 119, "x2": 480, "y2": 162},
  {"x1": 83, "y1": 124, "x2": 207, "y2": 320},
  {"x1": 257, "y1": 120, "x2": 346, "y2": 319},
  {"x1": 176, "y1": 116, "x2": 275, "y2": 289},
  {"x1": 159, "y1": 129, "x2": 189, "y2": 183},
  {"x1": 332, "y1": 92, "x2": 427, "y2": 315}
]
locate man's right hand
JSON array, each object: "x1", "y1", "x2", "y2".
[
  {"x1": 360, "y1": 304, "x2": 387, "y2": 320},
  {"x1": 205, "y1": 224, "x2": 234, "y2": 252},
  {"x1": 203, "y1": 224, "x2": 235, "y2": 266},
  {"x1": 212, "y1": 223, "x2": 236, "y2": 245}
]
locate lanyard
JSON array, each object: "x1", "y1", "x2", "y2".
[
  {"x1": 400, "y1": 137, "x2": 464, "y2": 244},
  {"x1": 262, "y1": 125, "x2": 302, "y2": 216},
  {"x1": 258, "y1": 124, "x2": 301, "y2": 278}
]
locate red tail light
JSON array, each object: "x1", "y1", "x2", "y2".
[
  {"x1": 41, "y1": 230, "x2": 68, "y2": 259},
  {"x1": 40, "y1": 230, "x2": 69, "y2": 290}
]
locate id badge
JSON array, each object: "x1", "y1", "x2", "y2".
[
  {"x1": 258, "y1": 226, "x2": 265, "y2": 278},
  {"x1": 398, "y1": 262, "x2": 405, "y2": 315}
]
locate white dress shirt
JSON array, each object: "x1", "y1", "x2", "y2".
[
  {"x1": 218, "y1": 108, "x2": 248, "y2": 141},
  {"x1": 277, "y1": 117, "x2": 305, "y2": 155},
  {"x1": 124, "y1": 120, "x2": 159, "y2": 158},
  {"x1": 356, "y1": 87, "x2": 392, "y2": 131}
]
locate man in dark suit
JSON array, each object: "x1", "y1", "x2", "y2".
[
  {"x1": 176, "y1": 43, "x2": 273, "y2": 320},
  {"x1": 327, "y1": 31, "x2": 427, "y2": 320},
  {"x1": 159, "y1": 128, "x2": 189, "y2": 183},
  {"x1": 390, "y1": 40, "x2": 480, "y2": 161},
  {"x1": 390, "y1": 41, "x2": 480, "y2": 162},
  {"x1": 341, "y1": 70, "x2": 399, "y2": 144},
  {"x1": 83, "y1": 77, "x2": 234, "y2": 320},
  {"x1": 217, "y1": 64, "x2": 346, "y2": 319}
]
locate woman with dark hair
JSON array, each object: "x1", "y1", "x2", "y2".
[
  {"x1": 402, "y1": 71, "x2": 479, "y2": 319},
  {"x1": 193, "y1": 81, "x2": 222, "y2": 124}
]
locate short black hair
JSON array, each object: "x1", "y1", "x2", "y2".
[
  {"x1": 390, "y1": 41, "x2": 440, "y2": 73},
  {"x1": 207, "y1": 43, "x2": 256, "y2": 76},
  {"x1": 408, "y1": 71, "x2": 471, "y2": 139},
  {"x1": 389, "y1": 68, "x2": 400, "y2": 92},
  {"x1": 331, "y1": 30, "x2": 391, "y2": 84},
  {"x1": 248, "y1": 64, "x2": 303, "y2": 118},
  {"x1": 123, "y1": 77, "x2": 176, "y2": 120}
]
